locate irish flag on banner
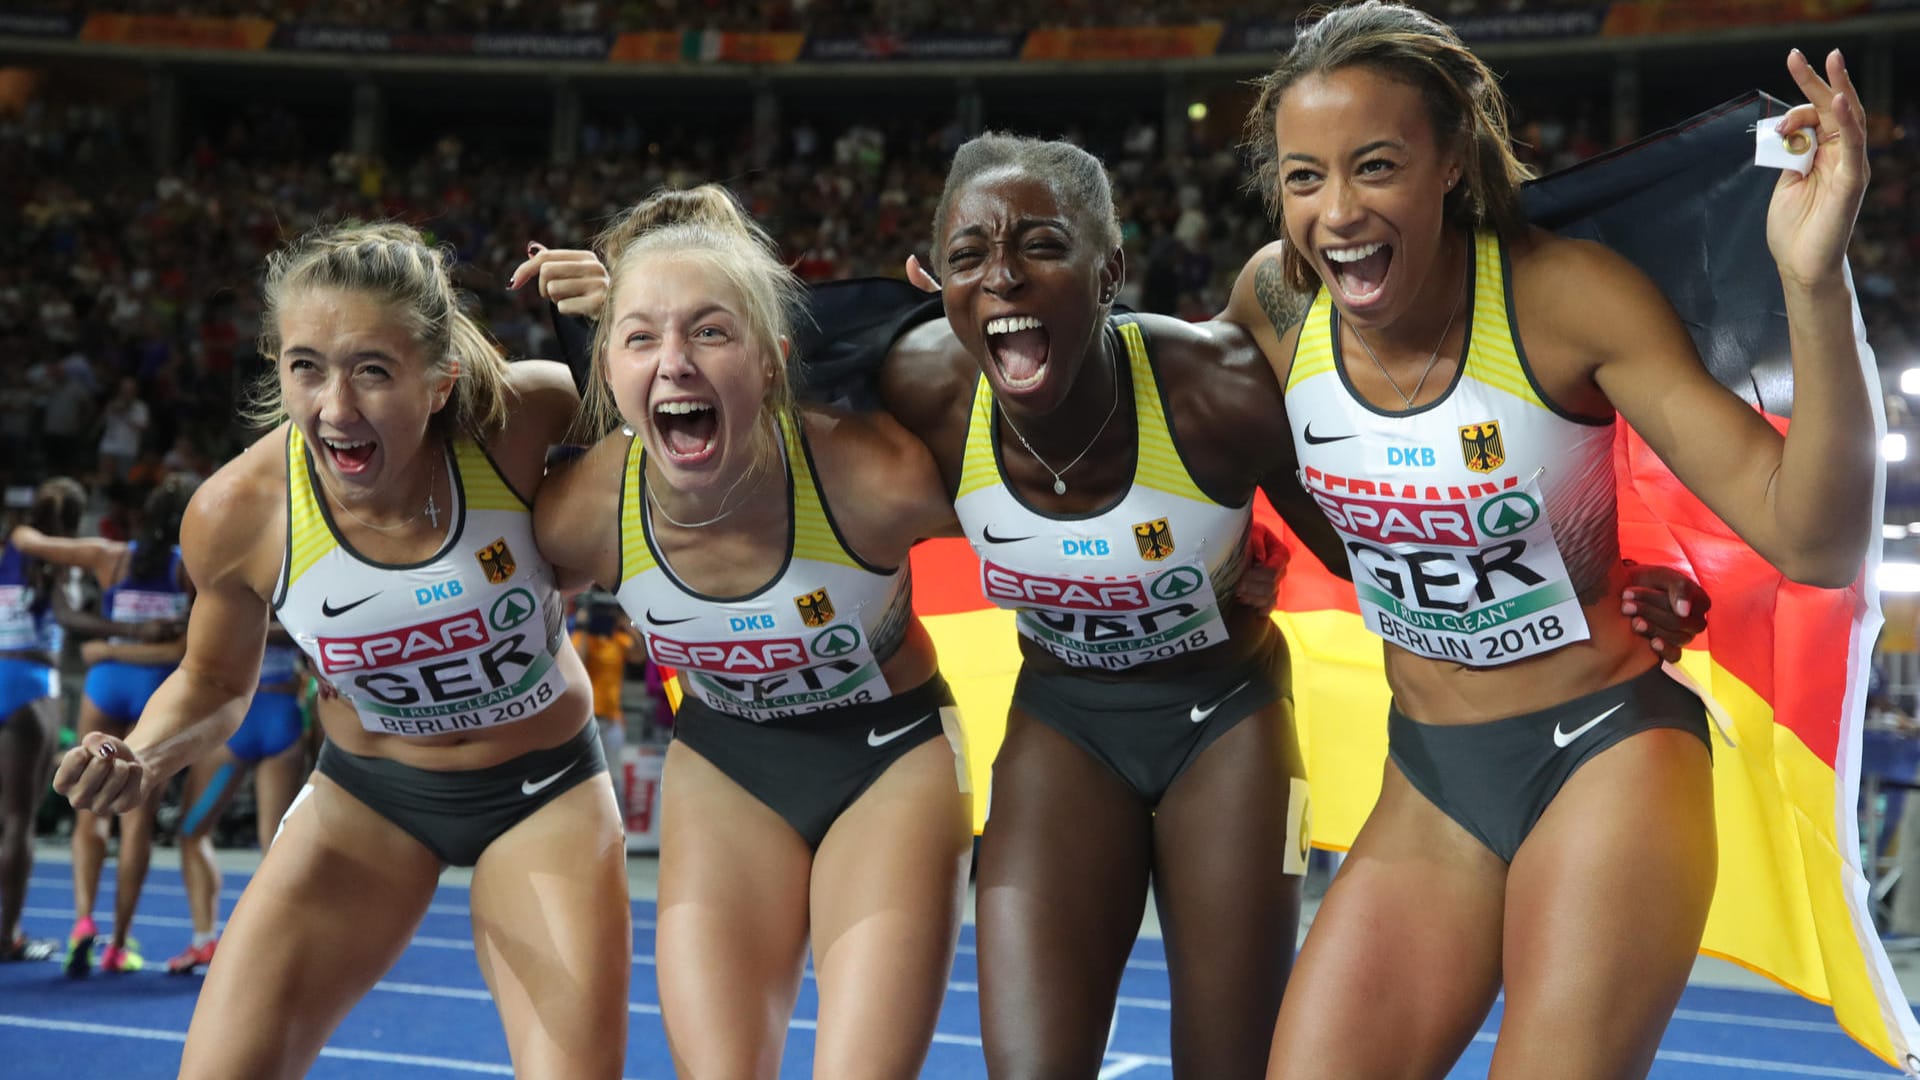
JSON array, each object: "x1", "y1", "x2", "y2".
[{"x1": 721, "y1": 92, "x2": 1916, "y2": 1071}]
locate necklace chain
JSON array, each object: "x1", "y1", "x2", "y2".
[
  {"x1": 999, "y1": 336, "x2": 1122, "y2": 496},
  {"x1": 1350, "y1": 267, "x2": 1465, "y2": 410}
]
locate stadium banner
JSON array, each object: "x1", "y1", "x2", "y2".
[
  {"x1": 1221, "y1": 8, "x2": 1603, "y2": 53},
  {"x1": 1019, "y1": 25, "x2": 1223, "y2": 61},
  {"x1": 1604, "y1": 0, "x2": 1873, "y2": 34},
  {"x1": 470, "y1": 33, "x2": 614, "y2": 60},
  {"x1": 80, "y1": 14, "x2": 274, "y2": 51},
  {"x1": 685, "y1": 31, "x2": 808, "y2": 63},
  {"x1": 608, "y1": 31, "x2": 681, "y2": 63},
  {"x1": 799, "y1": 31, "x2": 1026, "y2": 62},
  {"x1": 273, "y1": 25, "x2": 612, "y2": 59},
  {"x1": 0, "y1": 12, "x2": 81, "y2": 39}
]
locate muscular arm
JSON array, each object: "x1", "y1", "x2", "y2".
[
  {"x1": 806, "y1": 408, "x2": 963, "y2": 569},
  {"x1": 878, "y1": 319, "x2": 978, "y2": 500},
  {"x1": 532, "y1": 433, "x2": 625, "y2": 592},
  {"x1": 9, "y1": 526, "x2": 125, "y2": 588},
  {"x1": 1549, "y1": 237, "x2": 1873, "y2": 586},
  {"x1": 121, "y1": 467, "x2": 278, "y2": 785},
  {"x1": 1222, "y1": 242, "x2": 1310, "y2": 355}
]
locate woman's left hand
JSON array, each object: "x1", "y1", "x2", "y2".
[{"x1": 1768, "y1": 48, "x2": 1871, "y2": 290}]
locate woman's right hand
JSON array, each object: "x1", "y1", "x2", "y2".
[
  {"x1": 509, "y1": 242, "x2": 609, "y2": 318},
  {"x1": 53, "y1": 732, "x2": 152, "y2": 815}
]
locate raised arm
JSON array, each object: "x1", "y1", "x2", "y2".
[{"x1": 8, "y1": 525, "x2": 125, "y2": 589}]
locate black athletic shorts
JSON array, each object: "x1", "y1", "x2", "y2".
[
  {"x1": 1388, "y1": 663, "x2": 1712, "y2": 862},
  {"x1": 316, "y1": 721, "x2": 608, "y2": 867},
  {"x1": 673, "y1": 674, "x2": 956, "y2": 849},
  {"x1": 1011, "y1": 625, "x2": 1295, "y2": 805}
]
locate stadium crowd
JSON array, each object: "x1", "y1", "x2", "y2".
[
  {"x1": 20, "y1": 0, "x2": 1603, "y2": 35},
  {"x1": 1, "y1": 81, "x2": 1915, "y2": 509}
]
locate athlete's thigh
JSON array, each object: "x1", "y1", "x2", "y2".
[
  {"x1": 1153, "y1": 700, "x2": 1304, "y2": 1080},
  {"x1": 976, "y1": 708, "x2": 1153, "y2": 1079},
  {"x1": 809, "y1": 737, "x2": 971, "y2": 1080},
  {"x1": 177, "y1": 745, "x2": 243, "y2": 840},
  {"x1": 251, "y1": 743, "x2": 309, "y2": 852},
  {"x1": 470, "y1": 774, "x2": 631, "y2": 1080},
  {"x1": 1493, "y1": 729, "x2": 1714, "y2": 1080},
  {"x1": 178, "y1": 774, "x2": 443, "y2": 1080},
  {"x1": 656, "y1": 739, "x2": 814, "y2": 1080},
  {"x1": 1268, "y1": 761, "x2": 1507, "y2": 1080},
  {"x1": 0, "y1": 697, "x2": 56, "y2": 816}
]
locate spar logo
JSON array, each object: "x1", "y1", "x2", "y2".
[
  {"x1": 1476, "y1": 492, "x2": 1539, "y2": 538},
  {"x1": 983, "y1": 562, "x2": 1152, "y2": 612},
  {"x1": 648, "y1": 634, "x2": 810, "y2": 674},
  {"x1": 1312, "y1": 491, "x2": 1479, "y2": 548},
  {"x1": 316, "y1": 610, "x2": 489, "y2": 675}
]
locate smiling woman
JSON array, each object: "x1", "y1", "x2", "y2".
[
  {"x1": 51, "y1": 221, "x2": 633, "y2": 1080},
  {"x1": 529, "y1": 185, "x2": 974, "y2": 1079}
]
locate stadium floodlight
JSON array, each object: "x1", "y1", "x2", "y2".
[
  {"x1": 1902, "y1": 368, "x2": 1920, "y2": 395},
  {"x1": 1885, "y1": 433, "x2": 1909, "y2": 462}
]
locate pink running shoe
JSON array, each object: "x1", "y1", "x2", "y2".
[{"x1": 98, "y1": 940, "x2": 143, "y2": 973}]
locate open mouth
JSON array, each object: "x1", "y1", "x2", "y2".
[
  {"x1": 1324, "y1": 241, "x2": 1393, "y2": 309},
  {"x1": 320, "y1": 436, "x2": 377, "y2": 477},
  {"x1": 984, "y1": 315, "x2": 1051, "y2": 393},
  {"x1": 652, "y1": 398, "x2": 719, "y2": 466}
]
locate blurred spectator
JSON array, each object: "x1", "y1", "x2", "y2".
[{"x1": 96, "y1": 376, "x2": 150, "y2": 485}]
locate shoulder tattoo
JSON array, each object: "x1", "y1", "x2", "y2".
[{"x1": 1253, "y1": 257, "x2": 1306, "y2": 334}]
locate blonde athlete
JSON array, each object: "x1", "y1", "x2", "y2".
[
  {"x1": 54, "y1": 223, "x2": 629, "y2": 1079},
  {"x1": 530, "y1": 186, "x2": 972, "y2": 1079}
]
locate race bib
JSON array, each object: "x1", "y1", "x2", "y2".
[
  {"x1": 651, "y1": 614, "x2": 892, "y2": 723},
  {"x1": 982, "y1": 558, "x2": 1231, "y2": 670},
  {"x1": 0, "y1": 585, "x2": 36, "y2": 651},
  {"x1": 307, "y1": 587, "x2": 571, "y2": 737},
  {"x1": 1316, "y1": 470, "x2": 1590, "y2": 665}
]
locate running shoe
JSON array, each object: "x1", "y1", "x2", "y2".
[
  {"x1": 165, "y1": 938, "x2": 217, "y2": 975},
  {"x1": 99, "y1": 940, "x2": 143, "y2": 973},
  {"x1": 0, "y1": 934, "x2": 54, "y2": 962},
  {"x1": 63, "y1": 917, "x2": 96, "y2": 978}
]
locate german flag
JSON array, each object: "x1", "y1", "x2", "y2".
[{"x1": 658, "y1": 92, "x2": 1915, "y2": 1070}]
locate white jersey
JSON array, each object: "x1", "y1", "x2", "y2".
[
  {"x1": 952, "y1": 315, "x2": 1249, "y2": 671},
  {"x1": 615, "y1": 413, "x2": 912, "y2": 723},
  {"x1": 1285, "y1": 230, "x2": 1618, "y2": 667},
  {"x1": 273, "y1": 427, "x2": 569, "y2": 737}
]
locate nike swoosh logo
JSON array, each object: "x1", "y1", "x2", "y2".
[
  {"x1": 1191, "y1": 680, "x2": 1252, "y2": 724},
  {"x1": 1303, "y1": 424, "x2": 1356, "y2": 446},
  {"x1": 981, "y1": 526, "x2": 1033, "y2": 545},
  {"x1": 1552, "y1": 703, "x2": 1625, "y2": 748},
  {"x1": 521, "y1": 767, "x2": 571, "y2": 796},
  {"x1": 645, "y1": 609, "x2": 696, "y2": 626},
  {"x1": 867, "y1": 716, "x2": 929, "y2": 748},
  {"x1": 321, "y1": 593, "x2": 379, "y2": 618}
]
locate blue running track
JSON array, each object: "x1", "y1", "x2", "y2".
[{"x1": 0, "y1": 864, "x2": 1904, "y2": 1077}]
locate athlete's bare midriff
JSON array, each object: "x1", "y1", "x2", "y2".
[{"x1": 1381, "y1": 560, "x2": 1659, "y2": 725}]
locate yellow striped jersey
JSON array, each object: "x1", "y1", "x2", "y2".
[
  {"x1": 614, "y1": 411, "x2": 911, "y2": 723},
  {"x1": 1285, "y1": 229, "x2": 1617, "y2": 666},
  {"x1": 952, "y1": 314, "x2": 1251, "y2": 672},
  {"x1": 273, "y1": 427, "x2": 569, "y2": 736}
]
